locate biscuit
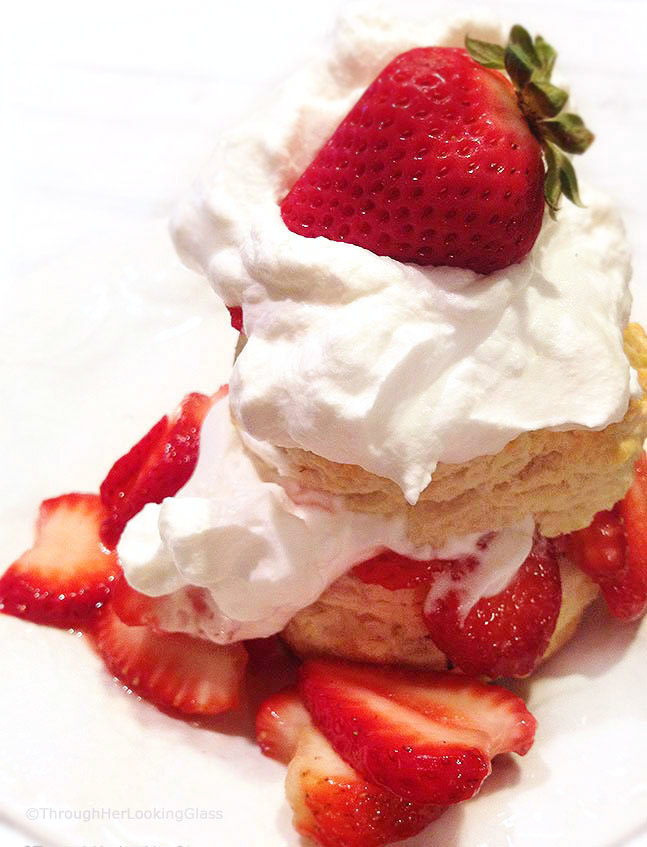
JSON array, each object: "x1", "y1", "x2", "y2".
[{"x1": 282, "y1": 556, "x2": 598, "y2": 673}]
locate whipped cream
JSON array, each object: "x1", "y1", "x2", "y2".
[
  {"x1": 172, "y1": 9, "x2": 633, "y2": 505},
  {"x1": 118, "y1": 395, "x2": 535, "y2": 642}
]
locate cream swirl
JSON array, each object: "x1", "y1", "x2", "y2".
[{"x1": 172, "y1": 9, "x2": 632, "y2": 504}]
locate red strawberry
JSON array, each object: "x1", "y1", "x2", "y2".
[
  {"x1": 0, "y1": 493, "x2": 120, "y2": 627},
  {"x1": 565, "y1": 453, "x2": 647, "y2": 621},
  {"x1": 257, "y1": 688, "x2": 445, "y2": 845},
  {"x1": 111, "y1": 574, "x2": 227, "y2": 645},
  {"x1": 299, "y1": 659, "x2": 535, "y2": 807},
  {"x1": 423, "y1": 536, "x2": 562, "y2": 678},
  {"x1": 617, "y1": 451, "x2": 647, "y2": 618},
  {"x1": 256, "y1": 687, "x2": 312, "y2": 764},
  {"x1": 110, "y1": 572, "x2": 163, "y2": 627},
  {"x1": 227, "y1": 306, "x2": 243, "y2": 332},
  {"x1": 245, "y1": 634, "x2": 293, "y2": 666},
  {"x1": 91, "y1": 604, "x2": 248, "y2": 715},
  {"x1": 286, "y1": 725, "x2": 445, "y2": 847},
  {"x1": 351, "y1": 549, "x2": 476, "y2": 591},
  {"x1": 562, "y1": 509, "x2": 627, "y2": 582},
  {"x1": 281, "y1": 28, "x2": 592, "y2": 274},
  {"x1": 100, "y1": 387, "x2": 227, "y2": 547}
]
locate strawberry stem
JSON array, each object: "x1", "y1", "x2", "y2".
[{"x1": 466, "y1": 25, "x2": 594, "y2": 215}]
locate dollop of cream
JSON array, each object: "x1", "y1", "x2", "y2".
[
  {"x1": 118, "y1": 396, "x2": 535, "y2": 642},
  {"x1": 172, "y1": 8, "x2": 632, "y2": 505}
]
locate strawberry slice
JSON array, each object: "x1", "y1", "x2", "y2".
[
  {"x1": 423, "y1": 536, "x2": 562, "y2": 678},
  {"x1": 257, "y1": 688, "x2": 445, "y2": 846},
  {"x1": 616, "y1": 451, "x2": 647, "y2": 618},
  {"x1": 566, "y1": 518, "x2": 647, "y2": 621},
  {"x1": 91, "y1": 605, "x2": 248, "y2": 715},
  {"x1": 256, "y1": 688, "x2": 312, "y2": 764},
  {"x1": 246, "y1": 634, "x2": 296, "y2": 669},
  {"x1": 111, "y1": 574, "x2": 224, "y2": 641},
  {"x1": 100, "y1": 387, "x2": 227, "y2": 547},
  {"x1": 227, "y1": 306, "x2": 243, "y2": 332},
  {"x1": 563, "y1": 504, "x2": 640, "y2": 621},
  {"x1": 299, "y1": 659, "x2": 535, "y2": 807},
  {"x1": 287, "y1": 725, "x2": 445, "y2": 847},
  {"x1": 112, "y1": 574, "x2": 243, "y2": 645},
  {"x1": 0, "y1": 493, "x2": 120, "y2": 627},
  {"x1": 351, "y1": 549, "x2": 475, "y2": 591},
  {"x1": 621, "y1": 452, "x2": 647, "y2": 549},
  {"x1": 563, "y1": 508, "x2": 627, "y2": 582},
  {"x1": 110, "y1": 572, "x2": 161, "y2": 626},
  {"x1": 565, "y1": 451, "x2": 647, "y2": 621},
  {"x1": 109, "y1": 571, "x2": 188, "y2": 632}
]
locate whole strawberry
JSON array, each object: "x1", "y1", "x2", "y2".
[{"x1": 280, "y1": 26, "x2": 593, "y2": 274}]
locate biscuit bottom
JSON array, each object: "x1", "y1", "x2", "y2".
[
  {"x1": 282, "y1": 557, "x2": 597, "y2": 672},
  {"x1": 277, "y1": 325, "x2": 647, "y2": 673}
]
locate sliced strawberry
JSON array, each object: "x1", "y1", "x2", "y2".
[
  {"x1": 563, "y1": 508, "x2": 627, "y2": 582},
  {"x1": 617, "y1": 451, "x2": 647, "y2": 618},
  {"x1": 299, "y1": 659, "x2": 535, "y2": 807},
  {"x1": 286, "y1": 725, "x2": 445, "y2": 847},
  {"x1": 621, "y1": 452, "x2": 647, "y2": 549},
  {"x1": 227, "y1": 305, "x2": 243, "y2": 332},
  {"x1": 423, "y1": 536, "x2": 562, "y2": 678},
  {"x1": 91, "y1": 605, "x2": 248, "y2": 715},
  {"x1": 565, "y1": 452, "x2": 647, "y2": 621},
  {"x1": 0, "y1": 493, "x2": 120, "y2": 627},
  {"x1": 566, "y1": 508, "x2": 647, "y2": 621},
  {"x1": 599, "y1": 563, "x2": 647, "y2": 621},
  {"x1": 100, "y1": 387, "x2": 226, "y2": 547},
  {"x1": 100, "y1": 414, "x2": 168, "y2": 517},
  {"x1": 110, "y1": 572, "x2": 171, "y2": 629},
  {"x1": 256, "y1": 688, "x2": 312, "y2": 764},
  {"x1": 351, "y1": 549, "x2": 476, "y2": 591},
  {"x1": 245, "y1": 635, "x2": 295, "y2": 668},
  {"x1": 111, "y1": 574, "x2": 225, "y2": 642}
]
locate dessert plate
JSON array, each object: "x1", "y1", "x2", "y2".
[{"x1": 1, "y1": 222, "x2": 646, "y2": 847}]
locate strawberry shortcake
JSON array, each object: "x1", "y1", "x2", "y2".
[
  {"x1": 166, "y1": 11, "x2": 647, "y2": 678},
  {"x1": 3, "y1": 11, "x2": 647, "y2": 847}
]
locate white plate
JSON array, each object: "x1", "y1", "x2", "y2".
[{"x1": 1, "y1": 221, "x2": 646, "y2": 847}]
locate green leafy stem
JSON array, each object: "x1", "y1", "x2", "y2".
[{"x1": 466, "y1": 25, "x2": 594, "y2": 216}]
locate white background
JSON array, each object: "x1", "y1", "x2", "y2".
[{"x1": 3, "y1": 1, "x2": 647, "y2": 845}]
